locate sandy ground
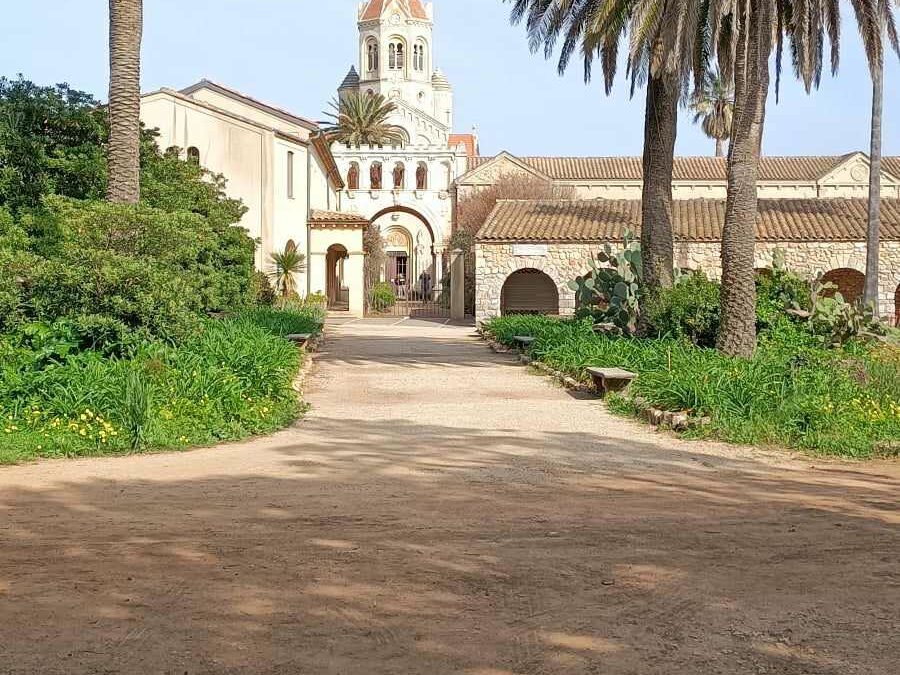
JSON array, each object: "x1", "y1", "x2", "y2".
[{"x1": 1, "y1": 317, "x2": 898, "y2": 675}]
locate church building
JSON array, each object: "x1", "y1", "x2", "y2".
[
  {"x1": 139, "y1": 0, "x2": 900, "y2": 324},
  {"x1": 331, "y1": 0, "x2": 475, "y2": 303}
]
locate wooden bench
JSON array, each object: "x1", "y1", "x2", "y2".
[
  {"x1": 586, "y1": 367, "x2": 636, "y2": 396},
  {"x1": 286, "y1": 333, "x2": 314, "y2": 347}
]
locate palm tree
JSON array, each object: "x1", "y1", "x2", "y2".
[
  {"x1": 507, "y1": 0, "x2": 710, "y2": 301},
  {"x1": 692, "y1": 70, "x2": 734, "y2": 157},
  {"x1": 713, "y1": 0, "x2": 898, "y2": 356},
  {"x1": 863, "y1": 6, "x2": 898, "y2": 314},
  {"x1": 269, "y1": 243, "x2": 307, "y2": 299},
  {"x1": 107, "y1": 0, "x2": 143, "y2": 204},
  {"x1": 322, "y1": 91, "x2": 406, "y2": 147}
]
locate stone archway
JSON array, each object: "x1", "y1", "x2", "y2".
[
  {"x1": 501, "y1": 269, "x2": 560, "y2": 316},
  {"x1": 821, "y1": 268, "x2": 866, "y2": 304},
  {"x1": 369, "y1": 206, "x2": 442, "y2": 305}
]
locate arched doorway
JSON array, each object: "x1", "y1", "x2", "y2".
[
  {"x1": 894, "y1": 282, "x2": 900, "y2": 327},
  {"x1": 821, "y1": 268, "x2": 865, "y2": 304},
  {"x1": 326, "y1": 244, "x2": 349, "y2": 311},
  {"x1": 367, "y1": 206, "x2": 447, "y2": 317},
  {"x1": 501, "y1": 269, "x2": 560, "y2": 315}
]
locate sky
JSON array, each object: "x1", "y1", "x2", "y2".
[{"x1": 2, "y1": 0, "x2": 898, "y2": 157}]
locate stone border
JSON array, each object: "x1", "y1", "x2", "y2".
[
  {"x1": 480, "y1": 330, "x2": 709, "y2": 433},
  {"x1": 291, "y1": 332, "x2": 324, "y2": 397}
]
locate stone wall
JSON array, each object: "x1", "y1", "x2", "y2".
[{"x1": 476, "y1": 240, "x2": 900, "y2": 324}]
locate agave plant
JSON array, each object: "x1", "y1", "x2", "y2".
[
  {"x1": 268, "y1": 243, "x2": 307, "y2": 299},
  {"x1": 569, "y1": 230, "x2": 644, "y2": 335},
  {"x1": 322, "y1": 91, "x2": 406, "y2": 148}
]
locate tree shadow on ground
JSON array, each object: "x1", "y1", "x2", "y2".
[{"x1": 1, "y1": 415, "x2": 897, "y2": 675}]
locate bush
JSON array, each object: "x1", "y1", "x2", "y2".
[
  {"x1": 370, "y1": 282, "x2": 397, "y2": 312},
  {"x1": 484, "y1": 315, "x2": 900, "y2": 458},
  {"x1": 0, "y1": 312, "x2": 320, "y2": 464},
  {"x1": 648, "y1": 270, "x2": 721, "y2": 347}
]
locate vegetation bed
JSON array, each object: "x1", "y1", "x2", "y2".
[
  {"x1": 0, "y1": 308, "x2": 323, "y2": 464},
  {"x1": 485, "y1": 315, "x2": 900, "y2": 458}
]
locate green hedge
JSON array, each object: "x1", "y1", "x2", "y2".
[{"x1": 485, "y1": 315, "x2": 900, "y2": 458}]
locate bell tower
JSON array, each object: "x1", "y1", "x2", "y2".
[{"x1": 345, "y1": 0, "x2": 446, "y2": 123}]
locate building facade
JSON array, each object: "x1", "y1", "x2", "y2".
[
  {"x1": 330, "y1": 0, "x2": 476, "y2": 301},
  {"x1": 459, "y1": 152, "x2": 900, "y2": 324}
]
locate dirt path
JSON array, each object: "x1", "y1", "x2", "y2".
[{"x1": 1, "y1": 318, "x2": 898, "y2": 675}]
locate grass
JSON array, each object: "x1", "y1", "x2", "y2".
[
  {"x1": 0, "y1": 307, "x2": 323, "y2": 464},
  {"x1": 485, "y1": 315, "x2": 900, "y2": 458}
]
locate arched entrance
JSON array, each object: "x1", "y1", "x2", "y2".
[
  {"x1": 368, "y1": 206, "x2": 448, "y2": 317},
  {"x1": 894, "y1": 282, "x2": 900, "y2": 327},
  {"x1": 326, "y1": 244, "x2": 349, "y2": 311},
  {"x1": 821, "y1": 268, "x2": 865, "y2": 304},
  {"x1": 501, "y1": 269, "x2": 560, "y2": 315}
]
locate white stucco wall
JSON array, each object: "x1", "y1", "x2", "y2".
[{"x1": 141, "y1": 93, "x2": 268, "y2": 267}]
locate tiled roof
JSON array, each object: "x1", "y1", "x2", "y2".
[
  {"x1": 180, "y1": 80, "x2": 319, "y2": 131},
  {"x1": 309, "y1": 210, "x2": 369, "y2": 228},
  {"x1": 467, "y1": 154, "x2": 895, "y2": 182},
  {"x1": 884, "y1": 157, "x2": 900, "y2": 179},
  {"x1": 476, "y1": 198, "x2": 900, "y2": 243},
  {"x1": 449, "y1": 133, "x2": 478, "y2": 158},
  {"x1": 361, "y1": 0, "x2": 428, "y2": 21}
]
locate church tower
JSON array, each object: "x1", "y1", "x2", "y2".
[{"x1": 340, "y1": 0, "x2": 453, "y2": 134}]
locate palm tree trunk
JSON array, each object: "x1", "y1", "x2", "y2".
[
  {"x1": 864, "y1": 53, "x2": 883, "y2": 315},
  {"x1": 641, "y1": 72, "x2": 677, "y2": 302},
  {"x1": 717, "y1": 0, "x2": 773, "y2": 358},
  {"x1": 107, "y1": 0, "x2": 143, "y2": 204},
  {"x1": 715, "y1": 138, "x2": 724, "y2": 157}
]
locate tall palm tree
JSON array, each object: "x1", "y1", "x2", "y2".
[
  {"x1": 107, "y1": 0, "x2": 143, "y2": 204},
  {"x1": 712, "y1": 0, "x2": 898, "y2": 356},
  {"x1": 323, "y1": 91, "x2": 406, "y2": 147},
  {"x1": 863, "y1": 5, "x2": 899, "y2": 314},
  {"x1": 692, "y1": 70, "x2": 734, "y2": 157}
]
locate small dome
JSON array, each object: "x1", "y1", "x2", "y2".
[
  {"x1": 339, "y1": 66, "x2": 360, "y2": 90},
  {"x1": 431, "y1": 69, "x2": 452, "y2": 91}
]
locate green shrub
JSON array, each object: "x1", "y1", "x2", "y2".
[
  {"x1": 0, "y1": 314, "x2": 309, "y2": 464},
  {"x1": 484, "y1": 315, "x2": 900, "y2": 458},
  {"x1": 648, "y1": 271, "x2": 721, "y2": 347},
  {"x1": 370, "y1": 282, "x2": 397, "y2": 312}
]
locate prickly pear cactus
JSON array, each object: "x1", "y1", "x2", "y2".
[{"x1": 567, "y1": 230, "x2": 643, "y2": 335}]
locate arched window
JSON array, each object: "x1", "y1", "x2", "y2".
[
  {"x1": 187, "y1": 146, "x2": 200, "y2": 164},
  {"x1": 389, "y1": 41, "x2": 405, "y2": 70},
  {"x1": 393, "y1": 162, "x2": 405, "y2": 189},
  {"x1": 370, "y1": 161, "x2": 383, "y2": 190},
  {"x1": 347, "y1": 162, "x2": 360, "y2": 190},
  {"x1": 366, "y1": 39, "x2": 379, "y2": 72},
  {"x1": 416, "y1": 162, "x2": 428, "y2": 190},
  {"x1": 414, "y1": 42, "x2": 426, "y2": 71}
]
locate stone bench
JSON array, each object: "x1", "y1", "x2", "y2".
[
  {"x1": 286, "y1": 333, "x2": 314, "y2": 347},
  {"x1": 585, "y1": 367, "x2": 636, "y2": 396}
]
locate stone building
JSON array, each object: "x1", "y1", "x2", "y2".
[{"x1": 474, "y1": 198, "x2": 900, "y2": 325}]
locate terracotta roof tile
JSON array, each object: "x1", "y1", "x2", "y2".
[
  {"x1": 449, "y1": 133, "x2": 478, "y2": 158},
  {"x1": 884, "y1": 157, "x2": 900, "y2": 179},
  {"x1": 361, "y1": 0, "x2": 428, "y2": 21},
  {"x1": 309, "y1": 210, "x2": 369, "y2": 228},
  {"x1": 476, "y1": 198, "x2": 900, "y2": 243},
  {"x1": 468, "y1": 155, "x2": 884, "y2": 182}
]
